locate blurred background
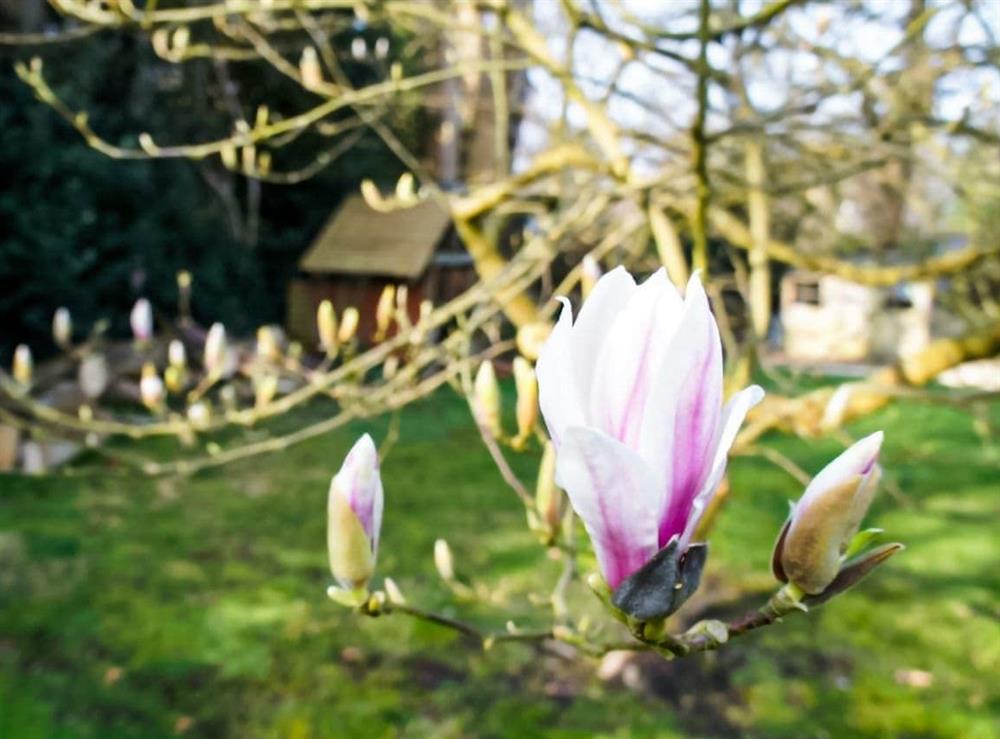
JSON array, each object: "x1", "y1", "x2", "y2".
[{"x1": 1, "y1": 1, "x2": 998, "y2": 737}]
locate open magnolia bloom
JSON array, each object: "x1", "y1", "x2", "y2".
[
  {"x1": 537, "y1": 267, "x2": 764, "y2": 620},
  {"x1": 327, "y1": 434, "x2": 384, "y2": 592}
]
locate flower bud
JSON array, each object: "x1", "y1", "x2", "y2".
[
  {"x1": 140, "y1": 362, "x2": 165, "y2": 411},
  {"x1": 12, "y1": 344, "x2": 33, "y2": 387},
  {"x1": 187, "y1": 400, "x2": 210, "y2": 428},
  {"x1": 78, "y1": 353, "x2": 108, "y2": 399},
  {"x1": 52, "y1": 307, "x2": 72, "y2": 348},
  {"x1": 535, "y1": 441, "x2": 563, "y2": 536},
  {"x1": 512, "y1": 357, "x2": 538, "y2": 446},
  {"x1": 433, "y1": 538, "x2": 455, "y2": 581},
  {"x1": 580, "y1": 255, "x2": 602, "y2": 299},
  {"x1": 203, "y1": 323, "x2": 227, "y2": 378},
  {"x1": 254, "y1": 373, "x2": 278, "y2": 409},
  {"x1": 168, "y1": 339, "x2": 187, "y2": 369},
  {"x1": 472, "y1": 360, "x2": 502, "y2": 437},
  {"x1": 351, "y1": 37, "x2": 367, "y2": 61},
  {"x1": 300, "y1": 46, "x2": 323, "y2": 90},
  {"x1": 256, "y1": 326, "x2": 280, "y2": 363},
  {"x1": 328, "y1": 434, "x2": 383, "y2": 590},
  {"x1": 374, "y1": 285, "x2": 395, "y2": 341},
  {"x1": 317, "y1": 300, "x2": 339, "y2": 358},
  {"x1": 338, "y1": 307, "x2": 360, "y2": 344},
  {"x1": 773, "y1": 431, "x2": 885, "y2": 594},
  {"x1": 164, "y1": 365, "x2": 184, "y2": 394},
  {"x1": 130, "y1": 298, "x2": 153, "y2": 343}
]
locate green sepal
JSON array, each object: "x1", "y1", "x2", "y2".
[
  {"x1": 842, "y1": 527, "x2": 884, "y2": 560},
  {"x1": 610, "y1": 539, "x2": 708, "y2": 622},
  {"x1": 326, "y1": 584, "x2": 369, "y2": 608}
]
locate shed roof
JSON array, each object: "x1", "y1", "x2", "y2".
[{"x1": 299, "y1": 196, "x2": 452, "y2": 279}]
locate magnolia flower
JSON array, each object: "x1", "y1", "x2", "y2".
[
  {"x1": 203, "y1": 323, "x2": 227, "y2": 378},
  {"x1": 139, "y1": 362, "x2": 165, "y2": 411},
  {"x1": 537, "y1": 267, "x2": 764, "y2": 592},
  {"x1": 130, "y1": 298, "x2": 153, "y2": 342},
  {"x1": 472, "y1": 360, "x2": 502, "y2": 437},
  {"x1": 327, "y1": 434, "x2": 384, "y2": 590},
  {"x1": 513, "y1": 356, "x2": 538, "y2": 445},
  {"x1": 374, "y1": 285, "x2": 395, "y2": 340},
  {"x1": 317, "y1": 300, "x2": 338, "y2": 357},
  {"x1": 338, "y1": 307, "x2": 360, "y2": 344},
  {"x1": 773, "y1": 431, "x2": 884, "y2": 594},
  {"x1": 53, "y1": 307, "x2": 72, "y2": 348},
  {"x1": 168, "y1": 339, "x2": 187, "y2": 369},
  {"x1": 12, "y1": 344, "x2": 33, "y2": 387},
  {"x1": 78, "y1": 353, "x2": 109, "y2": 399}
]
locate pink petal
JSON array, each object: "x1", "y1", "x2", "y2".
[
  {"x1": 679, "y1": 384, "x2": 765, "y2": 548},
  {"x1": 556, "y1": 426, "x2": 660, "y2": 589},
  {"x1": 335, "y1": 433, "x2": 384, "y2": 554}
]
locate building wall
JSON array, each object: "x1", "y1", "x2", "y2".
[{"x1": 780, "y1": 272, "x2": 935, "y2": 363}]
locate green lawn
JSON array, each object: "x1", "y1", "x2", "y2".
[{"x1": 1, "y1": 385, "x2": 998, "y2": 738}]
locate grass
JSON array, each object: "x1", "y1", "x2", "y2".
[{"x1": 1, "y1": 382, "x2": 998, "y2": 738}]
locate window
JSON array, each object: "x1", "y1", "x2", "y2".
[{"x1": 794, "y1": 280, "x2": 821, "y2": 305}]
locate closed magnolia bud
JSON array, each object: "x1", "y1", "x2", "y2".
[
  {"x1": 254, "y1": 373, "x2": 278, "y2": 409},
  {"x1": 130, "y1": 298, "x2": 153, "y2": 342},
  {"x1": 515, "y1": 322, "x2": 551, "y2": 362},
  {"x1": 512, "y1": 357, "x2": 538, "y2": 445},
  {"x1": 256, "y1": 326, "x2": 280, "y2": 363},
  {"x1": 12, "y1": 344, "x2": 33, "y2": 386},
  {"x1": 317, "y1": 300, "x2": 338, "y2": 357},
  {"x1": 338, "y1": 307, "x2": 360, "y2": 344},
  {"x1": 374, "y1": 285, "x2": 395, "y2": 340},
  {"x1": 78, "y1": 353, "x2": 109, "y2": 399},
  {"x1": 52, "y1": 307, "x2": 72, "y2": 348},
  {"x1": 140, "y1": 363, "x2": 165, "y2": 411},
  {"x1": 580, "y1": 255, "x2": 602, "y2": 299},
  {"x1": 168, "y1": 339, "x2": 187, "y2": 369},
  {"x1": 535, "y1": 441, "x2": 562, "y2": 533},
  {"x1": 300, "y1": 46, "x2": 322, "y2": 90},
  {"x1": 433, "y1": 538, "x2": 454, "y2": 581},
  {"x1": 773, "y1": 432, "x2": 884, "y2": 595},
  {"x1": 187, "y1": 400, "x2": 210, "y2": 428},
  {"x1": 164, "y1": 365, "x2": 184, "y2": 394},
  {"x1": 351, "y1": 37, "x2": 367, "y2": 61},
  {"x1": 328, "y1": 434, "x2": 384, "y2": 590},
  {"x1": 472, "y1": 360, "x2": 502, "y2": 437},
  {"x1": 203, "y1": 323, "x2": 227, "y2": 378}
]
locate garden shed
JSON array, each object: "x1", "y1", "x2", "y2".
[{"x1": 287, "y1": 196, "x2": 475, "y2": 345}]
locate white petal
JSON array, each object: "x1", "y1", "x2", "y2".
[
  {"x1": 588, "y1": 268, "x2": 683, "y2": 448},
  {"x1": 556, "y1": 426, "x2": 661, "y2": 588},
  {"x1": 799, "y1": 430, "x2": 884, "y2": 510},
  {"x1": 679, "y1": 384, "x2": 765, "y2": 548},
  {"x1": 536, "y1": 299, "x2": 585, "y2": 447},
  {"x1": 570, "y1": 266, "x2": 638, "y2": 406}
]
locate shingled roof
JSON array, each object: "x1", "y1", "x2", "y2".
[{"x1": 298, "y1": 196, "x2": 452, "y2": 279}]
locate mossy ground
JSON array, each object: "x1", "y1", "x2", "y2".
[{"x1": 1, "y1": 380, "x2": 998, "y2": 738}]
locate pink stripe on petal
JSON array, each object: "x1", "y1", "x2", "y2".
[{"x1": 556, "y1": 427, "x2": 660, "y2": 589}]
